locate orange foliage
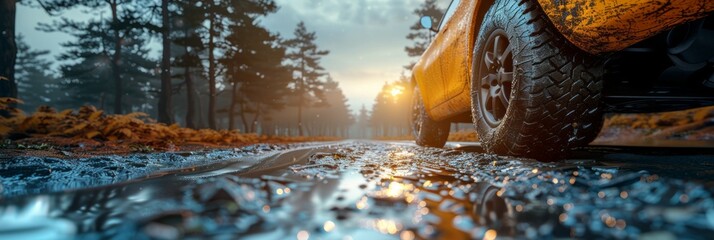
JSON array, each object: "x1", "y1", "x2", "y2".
[
  {"x1": 603, "y1": 106, "x2": 714, "y2": 130},
  {"x1": 448, "y1": 130, "x2": 479, "y2": 142},
  {"x1": 1, "y1": 104, "x2": 338, "y2": 148}
]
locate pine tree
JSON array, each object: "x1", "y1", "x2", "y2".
[
  {"x1": 0, "y1": 0, "x2": 19, "y2": 116},
  {"x1": 157, "y1": 0, "x2": 174, "y2": 124},
  {"x1": 356, "y1": 104, "x2": 371, "y2": 139},
  {"x1": 199, "y1": 0, "x2": 277, "y2": 129},
  {"x1": 370, "y1": 78, "x2": 412, "y2": 137},
  {"x1": 404, "y1": 0, "x2": 444, "y2": 70},
  {"x1": 173, "y1": 0, "x2": 206, "y2": 129},
  {"x1": 56, "y1": 18, "x2": 155, "y2": 112},
  {"x1": 305, "y1": 76, "x2": 352, "y2": 137},
  {"x1": 14, "y1": 35, "x2": 60, "y2": 112},
  {"x1": 38, "y1": 0, "x2": 154, "y2": 114},
  {"x1": 222, "y1": 14, "x2": 289, "y2": 132},
  {"x1": 284, "y1": 22, "x2": 330, "y2": 136}
]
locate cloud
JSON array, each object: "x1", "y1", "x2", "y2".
[
  {"x1": 19, "y1": 0, "x2": 435, "y2": 114},
  {"x1": 262, "y1": 0, "x2": 428, "y2": 112}
]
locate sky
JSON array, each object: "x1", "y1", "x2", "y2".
[{"x1": 16, "y1": 0, "x2": 450, "y2": 114}]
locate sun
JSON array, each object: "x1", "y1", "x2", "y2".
[{"x1": 390, "y1": 87, "x2": 404, "y2": 97}]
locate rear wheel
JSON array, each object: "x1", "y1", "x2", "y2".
[
  {"x1": 412, "y1": 88, "x2": 450, "y2": 148},
  {"x1": 471, "y1": 0, "x2": 604, "y2": 160}
]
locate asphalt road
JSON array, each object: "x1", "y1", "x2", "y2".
[{"x1": 1, "y1": 141, "x2": 714, "y2": 239}]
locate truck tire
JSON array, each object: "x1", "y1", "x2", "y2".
[
  {"x1": 412, "y1": 88, "x2": 450, "y2": 148},
  {"x1": 471, "y1": 0, "x2": 604, "y2": 160}
]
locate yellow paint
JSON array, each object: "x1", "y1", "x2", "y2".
[
  {"x1": 412, "y1": 0, "x2": 479, "y2": 121},
  {"x1": 537, "y1": 0, "x2": 714, "y2": 54},
  {"x1": 412, "y1": 0, "x2": 712, "y2": 121}
]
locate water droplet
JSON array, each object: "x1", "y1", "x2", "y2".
[
  {"x1": 297, "y1": 230, "x2": 309, "y2": 240},
  {"x1": 559, "y1": 213, "x2": 568, "y2": 222},
  {"x1": 323, "y1": 221, "x2": 335, "y2": 232},
  {"x1": 620, "y1": 191, "x2": 628, "y2": 199},
  {"x1": 484, "y1": 229, "x2": 497, "y2": 240},
  {"x1": 400, "y1": 230, "x2": 415, "y2": 240}
]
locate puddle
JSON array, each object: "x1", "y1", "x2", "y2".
[{"x1": 0, "y1": 142, "x2": 713, "y2": 239}]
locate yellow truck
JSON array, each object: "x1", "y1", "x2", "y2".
[{"x1": 411, "y1": 0, "x2": 714, "y2": 160}]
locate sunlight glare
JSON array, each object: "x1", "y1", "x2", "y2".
[{"x1": 390, "y1": 86, "x2": 404, "y2": 98}]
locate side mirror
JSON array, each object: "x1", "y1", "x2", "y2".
[{"x1": 420, "y1": 16, "x2": 438, "y2": 33}]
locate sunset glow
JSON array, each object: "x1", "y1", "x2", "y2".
[{"x1": 390, "y1": 86, "x2": 404, "y2": 98}]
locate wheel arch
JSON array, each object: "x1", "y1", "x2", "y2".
[
  {"x1": 468, "y1": 0, "x2": 497, "y2": 73},
  {"x1": 465, "y1": 0, "x2": 496, "y2": 111}
]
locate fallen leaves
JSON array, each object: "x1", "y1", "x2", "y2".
[
  {"x1": 449, "y1": 130, "x2": 479, "y2": 141},
  {"x1": 1, "y1": 104, "x2": 339, "y2": 150},
  {"x1": 604, "y1": 106, "x2": 714, "y2": 130}
]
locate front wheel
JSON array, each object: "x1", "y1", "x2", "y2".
[
  {"x1": 471, "y1": 0, "x2": 604, "y2": 160},
  {"x1": 412, "y1": 87, "x2": 450, "y2": 148}
]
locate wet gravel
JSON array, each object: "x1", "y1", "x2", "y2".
[
  {"x1": 0, "y1": 144, "x2": 300, "y2": 197},
  {"x1": 1, "y1": 141, "x2": 713, "y2": 239}
]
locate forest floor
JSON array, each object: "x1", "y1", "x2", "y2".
[
  {"x1": 0, "y1": 103, "x2": 338, "y2": 159},
  {"x1": 2, "y1": 98, "x2": 714, "y2": 159}
]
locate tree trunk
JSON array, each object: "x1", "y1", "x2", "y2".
[
  {"x1": 297, "y1": 93, "x2": 303, "y2": 136},
  {"x1": 184, "y1": 63, "x2": 196, "y2": 128},
  {"x1": 207, "y1": 14, "x2": 217, "y2": 129},
  {"x1": 99, "y1": 92, "x2": 105, "y2": 110},
  {"x1": 229, "y1": 80, "x2": 238, "y2": 130},
  {"x1": 109, "y1": 1, "x2": 123, "y2": 114},
  {"x1": 250, "y1": 103, "x2": 261, "y2": 133},
  {"x1": 239, "y1": 101, "x2": 248, "y2": 133},
  {"x1": 158, "y1": 0, "x2": 173, "y2": 124},
  {"x1": 297, "y1": 48, "x2": 306, "y2": 136},
  {"x1": 195, "y1": 87, "x2": 205, "y2": 127},
  {"x1": 183, "y1": 25, "x2": 195, "y2": 129},
  {"x1": 0, "y1": 0, "x2": 17, "y2": 116}
]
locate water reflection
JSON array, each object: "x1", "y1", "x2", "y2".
[{"x1": 0, "y1": 143, "x2": 713, "y2": 239}]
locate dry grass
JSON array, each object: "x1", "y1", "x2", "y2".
[
  {"x1": 603, "y1": 106, "x2": 714, "y2": 130},
  {"x1": 0, "y1": 99, "x2": 339, "y2": 156},
  {"x1": 595, "y1": 106, "x2": 714, "y2": 143},
  {"x1": 448, "y1": 130, "x2": 479, "y2": 142}
]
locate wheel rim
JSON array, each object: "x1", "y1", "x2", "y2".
[{"x1": 478, "y1": 29, "x2": 513, "y2": 128}]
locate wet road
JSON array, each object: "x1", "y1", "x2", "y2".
[{"x1": 1, "y1": 141, "x2": 714, "y2": 239}]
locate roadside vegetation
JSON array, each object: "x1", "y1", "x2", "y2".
[
  {"x1": 1, "y1": 0, "x2": 712, "y2": 157},
  {"x1": 0, "y1": 100, "x2": 337, "y2": 157},
  {"x1": 595, "y1": 106, "x2": 714, "y2": 143},
  {"x1": 2, "y1": 0, "x2": 354, "y2": 137}
]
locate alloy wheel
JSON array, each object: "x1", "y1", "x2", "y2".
[{"x1": 478, "y1": 29, "x2": 514, "y2": 128}]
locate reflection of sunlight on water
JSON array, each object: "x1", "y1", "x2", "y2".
[
  {"x1": 372, "y1": 219, "x2": 402, "y2": 235},
  {"x1": 275, "y1": 187, "x2": 291, "y2": 195},
  {"x1": 393, "y1": 150, "x2": 414, "y2": 158},
  {"x1": 356, "y1": 196, "x2": 369, "y2": 210},
  {"x1": 323, "y1": 220, "x2": 336, "y2": 232},
  {"x1": 296, "y1": 230, "x2": 309, "y2": 240},
  {"x1": 484, "y1": 229, "x2": 498, "y2": 240},
  {"x1": 400, "y1": 230, "x2": 416, "y2": 240},
  {"x1": 127, "y1": 188, "x2": 152, "y2": 202},
  {"x1": 372, "y1": 181, "x2": 416, "y2": 203},
  {"x1": 386, "y1": 182, "x2": 407, "y2": 198},
  {"x1": 0, "y1": 197, "x2": 76, "y2": 239}
]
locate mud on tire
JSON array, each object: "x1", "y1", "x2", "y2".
[{"x1": 471, "y1": 0, "x2": 604, "y2": 160}]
